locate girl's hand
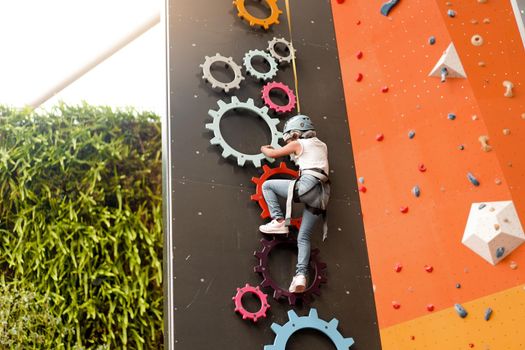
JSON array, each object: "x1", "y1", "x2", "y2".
[
  {"x1": 260, "y1": 141, "x2": 301, "y2": 158},
  {"x1": 260, "y1": 145, "x2": 273, "y2": 152}
]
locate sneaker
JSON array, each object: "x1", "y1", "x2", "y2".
[
  {"x1": 288, "y1": 274, "x2": 307, "y2": 293},
  {"x1": 259, "y1": 219, "x2": 289, "y2": 234}
]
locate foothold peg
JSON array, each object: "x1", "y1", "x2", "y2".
[
  {"x1": 471, "y1": 34, "x2": 484, "y2": 46},
  {"x1": 412, "y1": 185, "x2": 421, "y2": 197},
  {"x1": 458, "y1": 145, "x2": 465, "y2": 150},
  {"x1": 456, "y1": 283, "x2": 461, "y2": 288},
  {"x1": 478, "y1": 61, "x2": 486, "y2": 67},
  {"x1": 503, "y1": 81, "x2": 514, "y2": 97},
  {"x1": 509, "y1": 261, "x2": 518, "y2": 270},
  {"x1": 471, "y1": 19, "x2": 479, "y2": 24},
  {"x1": 448, "y1": 113, "x2": 456, "y2": 120},
  {"x1": 484, "y1": 308, "x2": 493, "y2": 321},
  {"x1": 467, "y1": 172, "x2": 480, "y2": 186},
  {"x1": 408, "y1": 130, "x2": 416, "y2": 139},
  {"x1": 392, "y1": 301, "x2": 401, "y2": 309},
  {"x1": 400, "y1": 206, "x2": 409, "y2": 214},
  {"x1": 394, "y1": 263, "x2": 403, "y2": 272},
  {"x1": 418, "y1": 164, "x2": 427, "y2": 172},
  {"x1": 429, "y1": 36, "x2": 436, "y2": 45},
  {"x1": 356, "y1": 51, "x2": 363, "y2": 59},
  {"x1": 440, "y1": 67, "x2": 449, "y2": 82},
  {"x1": 478, "y1": 135, "x2": 492, "y2": 152},
  {"x1": 495, "y1": 178, "x2": 502, "y2": 185},
  {"x1": 376, "y1": 133, "x2": 384, "y2": 141},
  {"x1": 336, "y1": 0, "x2": 345, "y2": 3},
  {"x1": 455, "y1": 303, "x2": 468, "y2": 318},
  {"x1": 447, "y1": 9, "x2": 456, "y2": 17},
  {"x1": 356, "y1": 73, "x2": 363, "y2": 82},
  {"x1": 472, "y1": 114, "x2": 479, "y2": 120},
  {"x1": 502, "y1": 128, "x2": 510, "y2": 135},
  {"x1": 469, "y1": 343, "x2": 475, "y2": 348},
  {"x1": 494, "y1": 224, "x2": 500, "y2": 230},
  {"x1": 356, "y1": 20, "x2": 361, "y2": 25},
  {"x1": 496, "y1": 246, "x2": 505, "y2": 258},
  {"x1": 424, "y1": 265, "x2": 434, "y2": 273},
  {"x1": 358, "y1": 185, "x2": 367, "y2": 193},
  {"x1": 410, "y1": 336, "x2": 416, "y2": 340},
  {"x1": 483, "y1": 18, "x2": 490, "y2": 24},
  {"x1": 427, "y1": 304, "x2": 435, "y2": 312},
  {"x1": 381, "y1": 86, "x2": 389, "y2": 93}
]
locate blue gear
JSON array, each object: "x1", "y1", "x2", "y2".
[{"x1": 264, "y1": 309, "x2": 355, "y2": 350}]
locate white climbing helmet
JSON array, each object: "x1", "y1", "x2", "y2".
[{"x1": 283, "y1": 114, "x2": 315, "y2": 135}]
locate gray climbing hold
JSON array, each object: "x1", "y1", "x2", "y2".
[
  {"x1": 412, "y1": 185, "x2": 421, "y2": 197},
  {"x1": 447, "y1": 9, "x2": 456, "y2": 17},
  {"x1": 455, "y1": 303, "x2": 468, "y2": 318},
  {"x1": 448, "y1": 113, "x2": 456, "y2": 120},
  {"x1": 380, "y1": 0, "x2": 400, "y2": 16},
  {"x1": 484, "y1": 307, "x2": 493, "y2": 321},
  {"x1": 243, "y1": 49, "x2": 278, "y2": 82},
  {"x1": 408, "y1": 130, "x2": 416, "y2": 139},
  {"x1": 496, "y1": 247, "x2": 505, "y2": 258},
  {"x1": 478, "y1": 203, "x2": 486, "y2": 210},
  {"x1": 467, "y1": 172, "x2": 480, "y2": 186},
  {"x1": 200, "y1": 53, "x2": 245, "y2": 93},
  {"x1": 429, "y1": 36, "x2": 436, "y2": 45}
]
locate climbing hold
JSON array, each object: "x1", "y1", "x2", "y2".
[
  {"x1": 243, "y1": 49, "x2": 279, "y2": 82},
  {"x1": 381, "y1": 86, "x2": 389, "y2": 93},
  {"x1": 469, "y1": 343, "x2": 475, "y2": 348},
  {"x1": 356, "y1": 73, "x2": 363, "y2": 82},
  {"x1": 484, "y1": 307, "x2": 493, "y2": 321},
  {"x1": 408, "y1": 130, "x2": 416, "y2": 139},
  {"x1": 262, "y1": 81, "x2": 297, "y2": 113},
  {"x1": 467, "y1": 172, "x2": 480, "y2": 186},
  {"x1": 503, "y1": 81, "x2": 514, "y2": 97},
  {"x1": 426, "y1": 304, "x2": 435, "y2": 312},
  {"x1": 376, "y1": 133, "x2": 384, "y2": 141},
  {"x1": 400, "y1": 206, "x2": 409, "y2": 214},
  {"x1": 418, "y1": 164, "x2": 427, "y2": 172},
  {"x1": 358, "y1": 185, "x2": 367, "y2": 193},
  {"x1": 494, "y1": 224, "x2": 500, "y2": 231},
  {"x1": 502, "y1": 128, "x2": 510, "y2": 135},
  {"x1": 478, "y1": 135, "x2": 492, "y2": 152},
  {"x1": 380, "y1": 0, "x2": 400, "y2": 16},
  {"x1": 521, "y1": 113, "x2": 525, "y2": 120},
  {"x1": 206, "y1": 97, "x2": 282, "y2": 167},
  {"x1": 456, "y1": 283, "x2": 461, "y2": 288},
  {"x1": 392, "y1": 301, "x2": 401, "y2": 309},
  {"x1": 200, "y1": 53, "x2": 245, "y2": 93},
  {"x1": 412, "y1": 185, "x2": 421, "y2": 197},
  {"x1": 458, "y1": 145, "x2": 465, "y2": 150},
  {"x1": 510, "y1": 261, "x2": 518, "y2": 270},
  {"x1": 356, "y1": 51, "x2": 363, "y2": 59},
  {"x1": 232, "y1": 284, "x2": 270, "y2": 322},
  {"x1": 356, "y1": 20, "x2": 361, "y2": 25},
  {"x1": 471, "y1": 34, "x2": 484, "y2": 46},
  {"x1": 233, "y1": 0, "x2": 282, "y2": 30},
  {"x1": 448, "y1": 113, "x2": 456, "y2": 120},
  {"x1": 455, "y1": 303, "x2": 468, "y2": 318},
  {"x1": 478, "y1": 61, "x2": 486, "y2": 67},
  {"x1": 410, "y1": 336, "x2": 415, "y2": 340},
  {"x1": 471, "y1": 19, "x2": 479, "y2": 24},
  {"x1": 478, "y1": 0, "x2": 488, "y2": 3},
  {"x1": 429, "y1": 36, "x2": 436, "y2": 45},
  {"x1": 440, "y1": 67, "x2": 449, "y2": 82},
  {"x1": 495, "y1": 178, "x2": 502, "y2": 185},
  {"x1": 424, "y1": 265, "x2": 433, "y2": 273},
  {"x1": 447, "y1": 9, "x2": 456, "y2": 17},
  {"x1": 429, "y1": 43, "x2": 467, "y2": 81},
  {"x1": 264, "y1": 309, "x2": 355, "y2": 350},
  {"x1": 358, "y1": 177, "x2": 365, "y2": 184},
  {"x1": 483, "y1": 18, "x2": 490, "y2": 24},
  {"x1": 479, "y1": 203, "x2": 486, "y2": 210},
  {"x1": 267, "y1": 37, "x2": 296, "y2": 65},
  {"x1": 337, "y1": 0, "x2": 345, "y2": 3},
  {"x1": 394, "y1": 263, "x2": 403, "y2": 272},
  {"x1": 472, "y1": 114, "x2": 479, "y2": 120},
  {"x1": 495, "y1": 247, "x2": 505, "y2": 258}
]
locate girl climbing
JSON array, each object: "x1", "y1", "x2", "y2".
[{"x1": 259, "y1": 114, "x2": 330, "y2": 293}]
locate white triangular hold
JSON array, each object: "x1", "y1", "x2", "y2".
[
  {"x1": 462, "y1": 201, "x2": 525, "y2": 265},
  {"x1": 429, "y1": 43, "x2": 467, "y2": 80}
]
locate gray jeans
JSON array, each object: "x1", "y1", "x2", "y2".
[{"x1": 262, "y1": 175, "x2": 324, "y2": 276}]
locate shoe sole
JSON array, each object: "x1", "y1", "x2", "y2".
[
  {"x1": 289, "y1": 285, "x2": 306, "y2": 293},
  {"x1": 259, "y1": 227, "x2": 289, "y2": 234}
]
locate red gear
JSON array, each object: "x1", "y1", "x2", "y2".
[{"x1": 232, "y1": 283, "x2": 270, "y2": 322}]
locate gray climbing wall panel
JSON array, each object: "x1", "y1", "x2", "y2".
[{"x1": 167, "y1": 0, "x2": 381, "y2": 349}]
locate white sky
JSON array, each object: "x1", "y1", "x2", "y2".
[{"x1": 0, "y1": 0, "x2": 164, "y2": 116}]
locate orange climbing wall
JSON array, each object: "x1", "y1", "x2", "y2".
[{"x1": 330, "y1": 0, "x2": 525, "y2": 347}]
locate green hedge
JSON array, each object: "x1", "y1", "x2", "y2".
[{"x1": 0, "y1": 104, "x2": 163, "y2": 349}]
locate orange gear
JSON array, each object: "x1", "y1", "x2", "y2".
[{"x1": 233, "y1": 0, "x2": 282, "y2": 30}]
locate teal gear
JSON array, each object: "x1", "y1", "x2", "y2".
[{"x1": 283, "y1": 114, "x2": 315, "y2": 134}]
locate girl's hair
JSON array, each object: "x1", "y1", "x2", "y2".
[{"x1": 284, "y1": 130, "x2": 317, "y2": 142}]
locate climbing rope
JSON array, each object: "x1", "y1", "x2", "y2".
[{"x1": 284, "y1": 0, "x2": 301, "y2": 113}]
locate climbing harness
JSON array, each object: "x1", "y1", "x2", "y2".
[
  {"x1": 262, "y1": 81, "x2": 296, "y2": 114},
  {"x1": 232, "y1": 283, "x2": 270, "y2": 322},
  {"x1": 206, "y1": 97, "x2": 283, "y2": 167},
  {"x1": 233, "y1": 0, "x2": 282, "y2": 30},
  {"x1": 267, "y1": 37, "x2": 296, "y2": 64},
  {"x1": 264, "y1": 308, "x2": 355, "y2": 350},
  {"x1": 254, "y1": 237, "x2": 327, "y2": 305},
  {"x1": 243, "y1": 49, "x2": 279, "y2": 81},
  {"x1": 200, "y1": 53, "x2": 244, "y2": 93}
]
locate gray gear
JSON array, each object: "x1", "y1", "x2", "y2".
[
  {"x1": 206, "y1": 96, "x2": 283, "y2": 167},
  {"x1": 267, "y1": 37, "x2": 296, "y2": 64},
  {"x1": 243, "y1": 49, "x2": 278, "y2": 82},
  {"x1": 200, "y1": 53, "x2": 245, "y2": 93}
]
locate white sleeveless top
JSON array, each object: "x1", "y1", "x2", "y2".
[{"x1": 293, "y1": 137, "x2": 329, "y2": 174}]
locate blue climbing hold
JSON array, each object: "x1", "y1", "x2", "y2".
[
  {"x1": 467, "y1": 172, "x2": 480, "y2": 186},
  {"x1": 358, "y1": 177, "x2": 365, "y2": 184},
  {"x1": 447, "y1": 9, "x2": 456, "y2": 17},
  {"x1": 440, "y1": 67, "x2": 449, "y2": 82},
  {"x1": 496, "y1": 247, "x2": 505, "y2": 258},
  {"x1": 478, "y1": 203, "x2": 486, "y2": 210},
  {"x1": 429, "y1": 36, "x2": 436, "y2": 45},
  {"x1": 455, "y1": 303, "x2": 468, "y2": 318},
  {"x1": 408, "y1": 130, "x2": 416, "y2": 139},
  {"x1": 380, "y1": 0, "x2": 400, "y2": 16},
  {"x1": 484, "y1": 307, "x2": 493, "y2": 321},
  {"x1": 412, "y1": 185, "x2": 421, "y2": 197},
  {"x1": 448, "y1": 113, "x2": 456, "y2": 120}
]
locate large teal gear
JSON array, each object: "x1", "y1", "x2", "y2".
[
  {"x1": 264, "y1": 309, "x2": 355, "y2": 350},
  {"x1": 205, "y1": 96, "x2": 283, "y2": 167}
]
